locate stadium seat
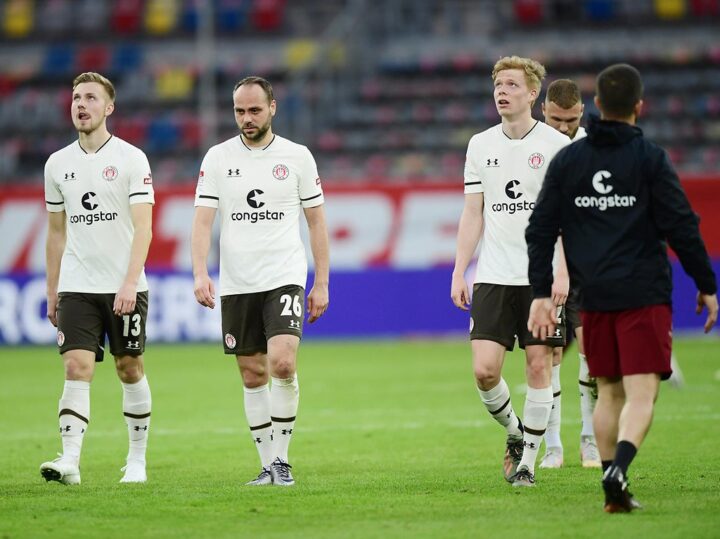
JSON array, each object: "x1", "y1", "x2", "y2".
[
  {"x1": 77, "y1": 46, "x2": 110, "y2": 74},
  {"x1": 216, "y1": 0, "x2": 248, "y2": 32},
  {"x1": 690, "y1": 0, "x2": 720, "y2": 15},
  {"x1": 3, "y1": 0, "x2": 33, "y2": 38},
  {"x1": 180, "y1": 0, "x2": 199, "y2": 32},
  {"x1": 111, "y1": 44, "x2": 143, "y2": 74},
  {"x1": 155, "y1": 68, "x2": 195, "y2": 100},
  {"x1": 514, "y1": 0, "x2": 544, "y2": 24},
  {"x1": 251, "y1": 0, "x2": 286, "y2": 31},
  {"x1": 584, "y1": 0, "x2": 615, "y2": 21},
  {"x1": 654, "y1": 0, "x2": 687, "y2": 19},
  {"x1": 147, "y1": 117, "x2": 181, "y2": 153},
  {"x1": 146, "y1": 0, "x2": 179, "y2": 35},
  {"x1": 112, "y1": 0, "x2": 143, "y2": 34},
  {"x1": 43, "y1": 45, "x2": 75, "y2": 76}
]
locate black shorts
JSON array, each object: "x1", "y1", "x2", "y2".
[
  {"x1": 220, "y1": 284, "x2": 304, "y2": 356},
  {"x1": 469, "y1": 283, "x2": 565, "y2": 350},
  {"x1": 56, "y1": 291, "x2": 149, "y2": 361},
  {"x1": 565, "y1": 287, "x2": 582, "y2": 334}
]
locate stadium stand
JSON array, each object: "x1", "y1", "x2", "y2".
[{"x1": 0, "y1": 0, "x2": 718, "y2": 185}]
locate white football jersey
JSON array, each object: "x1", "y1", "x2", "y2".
[
  {"x1": 44, "y1": 136, "x2": 154, "y2": 293},
  {"x1": 573, "y1": 126, "x2": 587, "y2": 140},
  {"x1": 464, "y1": 121, "x2": 569, "y2": 285},
  {"x1": 195, "y1": 134, "x2": 324, "y2": 295}
]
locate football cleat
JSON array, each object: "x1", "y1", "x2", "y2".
[
  {"x1": 580, "y1": 436, "x2": 602, "y2": 468},
  {"x1": 503, "y1": 435, "x2": 524, "y2": 482},
  {"x1": 539, "y1": 446, "x2": 564, "y2": 469},
  {"x1": 246, "y1": 467, "x2": 273, "y2": 486},
  {"x1": 511, "y1": 465, "x2": 536, "y2": 487},
  {"x1": 602, "y1": 465, "x2": 635, "y2": 513},
  {"x1": 40, "y1": 455, "x2": 80, "y2": 485},
  {"x1": 119, "y1": 460, "x2": 147, "y2": 483},
  {"x1": 269, "y1": 457, "x2": 294, "y2": 486}
]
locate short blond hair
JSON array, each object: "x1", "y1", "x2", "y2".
[
  {"x1": 492, "y1": 56, "x2": 546, "y2": 93},
  {"x1": 72, "y1": 72, "x2": 116, "y2": 102}
]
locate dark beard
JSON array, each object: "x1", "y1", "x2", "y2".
[{"x1": 243, "y1": 122, "x2": 270, "y2": 142}]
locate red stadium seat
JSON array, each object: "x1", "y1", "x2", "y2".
[
  {"x1": 514, "y1": 0, "x2": 544, "y2": 24},
  {"x1": 76, "y1": 46, "x2": 110, "y2": 73},
  {"x1": 112, "y1": 0, "x2": 143, "y2": 34}
]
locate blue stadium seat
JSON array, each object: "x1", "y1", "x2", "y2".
[
  {"x1": 43, "y1": 45, "x2": 75, "y2": 76},
  {"x1": 112, "y1": 44, "x2": 143, "y2": 74},
  {"x1": 585, "y1": 0, "x2": 615, "y2": 20},
  {"x1": 148, "y1": 117, "x2": 181, "y2": 152}
]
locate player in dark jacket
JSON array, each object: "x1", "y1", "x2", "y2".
[{"x1": 525, "y1": 63, "x2": 718, "y2": 513}]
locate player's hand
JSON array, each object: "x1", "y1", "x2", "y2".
[
  {"x1": 527, "y1": 297, "x2": 558, "y2": 340},
  {"x1": 307, "y1": 282, "x2": 329, "y2": 323},
  {"x1": 113, "y1": 282, "x2": 137, "y2": 316},
  {"x1": 47, "y1": 293, "x2": 59, "y2": 327},
  {"x1": 696, "y1": 291, "x2": 718, "y2": 333},
  {"x1": 451, "y1": 272, "x2": 471, "y2": 311},
  {"x1": 551, "y1": 273, "x2": 569, "y2": 306},
  {"x1": 194, "y1": 274, "x2": 216, "y2": 309}
]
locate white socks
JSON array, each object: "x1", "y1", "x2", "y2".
[
  {"x1": 479, "y1": 378, "x2": 523, "y2": 437},
  {"x1": 243, "y1": 384, "x2": 274, "y2": 468},
  {"x1": 271, "y1": 376, "x2": 299, "y2": 463},
  {"x1": 519, "y1": 386, "x2": 553, "y2": 473},
  {"x1": 244, "y1": 376, "x2": 300, "y2": 467},
  {"x1": 545, "y1": 365, "x2": 563, "y2": 449},
  {"x1": 122, "y1": 376, "x2": 152, "y2": 464},
  {"x1": 58, "y1": 380, "x2": 90, "y2": 464},
  {"x1": 578, "y1": 354, "x2": 597, "y2": 438}
]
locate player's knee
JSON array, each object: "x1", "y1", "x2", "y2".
[
  {"x1": 239, "y1": 362, "x2": 267, "y2": 387},
  {"x1": 473, "y1": 366, "x2": 499, "y2": 388},
  {"x1": 115, "y1": 356, "x2": 144, "y2": 383},
  {"x1": 64, "y1": 359, "x2": 92, "y2": 380},
  {"x1": 270, "y1": 358, "x2": 296, "y2": 379}
]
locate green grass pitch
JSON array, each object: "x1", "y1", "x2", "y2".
[{"x1": 1, "y1": 338, "x2": 719, "y2": 538}]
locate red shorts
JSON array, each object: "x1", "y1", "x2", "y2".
[{"x1": 581, "y1": 304, "x2": 672, "y2": 380}]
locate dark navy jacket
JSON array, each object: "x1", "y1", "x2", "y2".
[{"x1": 526, "y1": 114, "x2": 717, "y2": 312}]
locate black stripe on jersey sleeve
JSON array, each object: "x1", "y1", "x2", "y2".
[
  {"x1": 46, "y1": 200, "x2": 64, "y2": 205},
  {"x1": 300, "y1": 193, "x2": 322, "y2": 202},
  {"x1": 129, "y1": 192, "x2": 149, "y2": 198},
  {"x1": 464, "y1": 181, "x2": 482, "y2": 186},
  {"x1": 198, "y1": 195, "x2": 219, "y2": 201}
]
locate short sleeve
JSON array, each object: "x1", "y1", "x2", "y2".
[
  {"x1": 128, "y1": 150, "x2": 155, "y2": 205},
  {"x1": 463, "y1": 138, "x2": 484, "y2": 195},
  {"x1": 44, "y1": 156, "x2": 65, "y2": 212},
  {"x1": 298, "y1": 146, "x2": 324, "y2": 208},
  {"x1": 195, "y1": 148, "x2": 219, "y2": 208}
]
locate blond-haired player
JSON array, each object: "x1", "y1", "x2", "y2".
[
  {"x1": 451, "y1": 56, "x2": 570, "y2": 487},
  {"x1": 41, "y1": 72, "x2": 154, "y2": 485}
]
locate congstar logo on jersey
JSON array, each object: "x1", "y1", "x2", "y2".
[
  {"x1": 230, "y1": 189, "x2": 285, "y2": 223},
  {"x1": 491, "y1": 180, "x2": 535, "y2": 214},
  {"x1": 68, "y1": 192, "x2": 119, "y2": 226},
  {"x1": 574, "y1": 170, "x2": 637, "y2": 211}
]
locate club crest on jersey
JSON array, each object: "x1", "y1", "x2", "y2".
[
  {"x1": 102, "y1": 166, "x2": 119, "y2": 182},
  {"x1": 57, "y1": 331, "x2": 65, "y2": 346},
  {"x1": 225, "y1": 333, "x2": 237, "y2": 349},
  {"x1": 272, "y1": 164, "x2": 289, "y2": 180},
  {"x1": 528, "y1": 153, "x2": 545, "y2": 169}
]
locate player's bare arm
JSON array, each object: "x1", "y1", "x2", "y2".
[
  {"x1": 451, "y1": 193, "x2": 484, "y2": 310},
  {"x1": 191, "y1": 206, "x2": 217, "y2": 309},
  {"x1": 304, "y1": 204, "x2": 330, "y2": 323},
  {"x1": 696, "y1": 292, "x2": 718, "y2": 333},
  {"x1": 114, "y1": 202, "x2": 153, "y2": 316},
  {"x1": 46, "y1": 211, "x2": 67, "y2": 327},
  {"x1": 528, "y1": 297, "x2": 558, "y2": 340},
  {"x1": 551, "y1": 238, "x2": 569, "y2": 306}
]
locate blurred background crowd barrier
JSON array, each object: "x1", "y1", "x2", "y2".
[{"x1": 1, "y1": 0, "x2": 719, "y2": 344}]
